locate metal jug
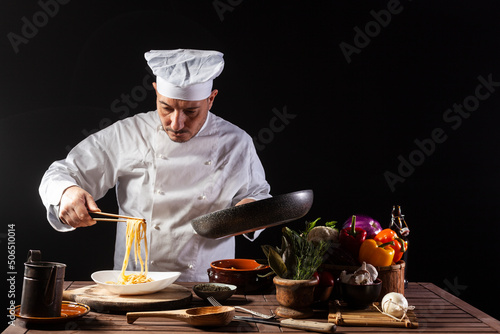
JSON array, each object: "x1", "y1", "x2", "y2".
[{"x1": 20, "y1": 250, "x2": 66, "y2": 318}]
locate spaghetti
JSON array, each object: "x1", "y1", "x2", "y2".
[{"x1": 110, "y1": 218, "x2": 153, "y2": 285}]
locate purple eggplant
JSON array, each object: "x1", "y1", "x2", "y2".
[{"x1": 342, "y1": 215, "x2": 382, "y2": 239}]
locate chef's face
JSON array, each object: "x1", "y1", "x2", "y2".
[{"x1": 153, "y1": 82, "x2": 218, "y2": 143}]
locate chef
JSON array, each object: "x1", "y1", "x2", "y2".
[{"x1": 39, "y1": 49, "x2": 272, "y2": 281}]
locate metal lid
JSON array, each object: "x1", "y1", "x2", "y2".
[
  {"x1": 24, "y1": 262, "x2": 66, "y2": 279},
  {"x1": 23, "y1": 249, "x2": 66, "y2": 279}
]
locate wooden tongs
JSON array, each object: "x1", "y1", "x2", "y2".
[{"x1": 90, "y1": 212, "x2": 144, "y2": 222}]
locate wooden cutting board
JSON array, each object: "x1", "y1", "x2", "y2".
[
  {"x1": 328, "y1": 301, "x2": 418, "y2": 328},
  {"x1": 63, "y1": 284, "x2": 192, "y2": 313}
]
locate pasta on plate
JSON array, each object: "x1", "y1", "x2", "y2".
[{"x1": 107, "y1": 218, "x2": 153, "y2": 285}]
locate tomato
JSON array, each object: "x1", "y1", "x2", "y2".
[
  {"x1": 318, "y1": 271, "x2": 334, "y2": 287},
  {"x1": 313, "y1": 271, "x2": 320, "y2": 282},
  {"x1": 313, "y1": 270, "x2": 335, "y2": 302}
]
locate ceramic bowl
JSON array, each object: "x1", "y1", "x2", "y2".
[
  {"x1": 207, "y1": 259, "x2": 273, "y2": 293},
  {"x1": 193, "y1": 283, "x2": 237, "y2": 301},
  {"x1": 340, "y1": 278, "x2": 382, "y2": 308},
  {"x1": 91, "y1": 271, "x2": 181, "y2": 295}
]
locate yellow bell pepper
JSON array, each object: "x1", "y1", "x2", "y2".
[{"x1": 358, "y1": 239, "x2": 395, "y2": 267}]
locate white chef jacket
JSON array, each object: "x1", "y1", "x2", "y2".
[{"x1": 39, "y1": 110, "x2": 271, "y2": 282}]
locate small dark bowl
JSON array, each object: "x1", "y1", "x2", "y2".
[
  {"x1": 340, "y1": 278, "x2": 382, "y2": 309},
  {"x1": 207, "y1": 259, "x2": 273, "y2": 293},
  {"x1": 193, "y1": 283, "x2": 237, "y2": 302}
]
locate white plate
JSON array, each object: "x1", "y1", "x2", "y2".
[{"x1": 91, "y1": 270, "x2": 181, "y2": 295}]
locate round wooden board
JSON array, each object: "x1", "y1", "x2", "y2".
[{"x1": 63, "y1": 284, "x2": 192, "y2": 313}]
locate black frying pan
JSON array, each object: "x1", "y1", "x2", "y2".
[{"x1": 190, "y1": 189, "x2": 313, "y2": 239}]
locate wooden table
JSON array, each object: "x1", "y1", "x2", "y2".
[{"x1": 4, "y1": 282, "x2": 500, "y2": 333}]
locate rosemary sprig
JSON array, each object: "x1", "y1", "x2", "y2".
[{"x1": 261, "y1": 218, "x2": 331, "y2": 280}]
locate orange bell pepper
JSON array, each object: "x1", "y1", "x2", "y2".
[
  {"x1": 358, "y1": 239, "x2": 395, "y2": 267},
  {"x1": 374, "y1": 228, "x2": 407, "y2": 263}
]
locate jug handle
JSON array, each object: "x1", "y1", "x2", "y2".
[
  {"x1": 44, "y1": 266, "x2": 57, "y2": 306},
  {"x1": 27, "y1": 250, "x2": 41, "y2": 263}
]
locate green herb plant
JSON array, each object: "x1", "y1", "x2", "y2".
[{"x1": 261, "y1": 218, "x2": 331, "y2": 280}]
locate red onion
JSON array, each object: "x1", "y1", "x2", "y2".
[{"x1": 342, "y1": 215, "x2": 382, "y2": 239}]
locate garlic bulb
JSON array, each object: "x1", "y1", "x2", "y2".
[
  {"x1": 363, "y1": 263, "x2": 378, "y2": 281},
  {"x1": 340, "y1": 262, "x2": 379, "y2": 285},
  {"x1": 339, "y1": 270, "x2": 352, "y2": 283},
  {"x1": 352, "y1": 262, "x2": 378, "y2": 285},
  {"x1": 381, "y1": 292, "x2": 413, "y2": 318}
]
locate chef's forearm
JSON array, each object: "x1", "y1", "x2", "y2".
[{"x1": 235, "y1": 198, "x2": 255, "y2": 206}]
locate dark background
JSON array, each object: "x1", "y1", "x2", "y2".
[{"x1": 2, "y1": 0, "x2": 500, "y2": 325}]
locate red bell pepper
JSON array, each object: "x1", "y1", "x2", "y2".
[
  {"x1": 374, "y1": 228, "x2": 407, "y2": 263},
  {"x1": 339, "y1": 215, "x2": 367, "y2": 259}
]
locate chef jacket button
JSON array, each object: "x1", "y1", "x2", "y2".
[
  {"x1": 157, "y1": 153, "x2": 167, "y2": 160},
  {"x1": 188, "y1": 264, "x2": 194, "y2": 269},
  {"x1": 153, "y1": 224, "x2": 160, "y2": 230},
  {"x1": 204, "y1": 160, "x2": 212, "y2": 165},
  {"x1": 156, "y1": 190, "x2": 164, "y2": 195},
  {"x1": 198, "y1": 195, "x2": 206, "y2": 200}
]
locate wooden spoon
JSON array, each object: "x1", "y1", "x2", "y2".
[{"x1": 126, "y1": 306, "x2": 235, "y2": 327}]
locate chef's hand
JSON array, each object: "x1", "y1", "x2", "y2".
[
  {"x1": 59, "y1": 186, "x2": 100, "y2": 228},
  {"x1": 235, "y1": 198, "x2": 255, "y2": 206}
]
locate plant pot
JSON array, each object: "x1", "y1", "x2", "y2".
[{"x1": 273, "y1": 276, "x2": 319, "y2": 318}]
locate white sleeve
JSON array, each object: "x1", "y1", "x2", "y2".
[
  {"x1": 38, "y1": 130, "x2": 120, "y2": 232},
  {"x1": 38, "y1": 166, "x2": 77, "y2": 232},
  {"x1": 231, "y1": 135, "x2": 272, "y2": 206},
  {"x1": 238, "y1": 136, "x2": 272, "y2": 242}
]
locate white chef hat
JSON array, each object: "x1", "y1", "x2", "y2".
[{"x1": 145, "y1": 49, "x2": 224, "y2": 101}]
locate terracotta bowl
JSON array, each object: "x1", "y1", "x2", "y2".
[
  {"x1": 340, "y1": 278, "x2": 382, "y2": 309},
  {"x1": 207, "y1": 259, "x2": 273, "y2": 293}
]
